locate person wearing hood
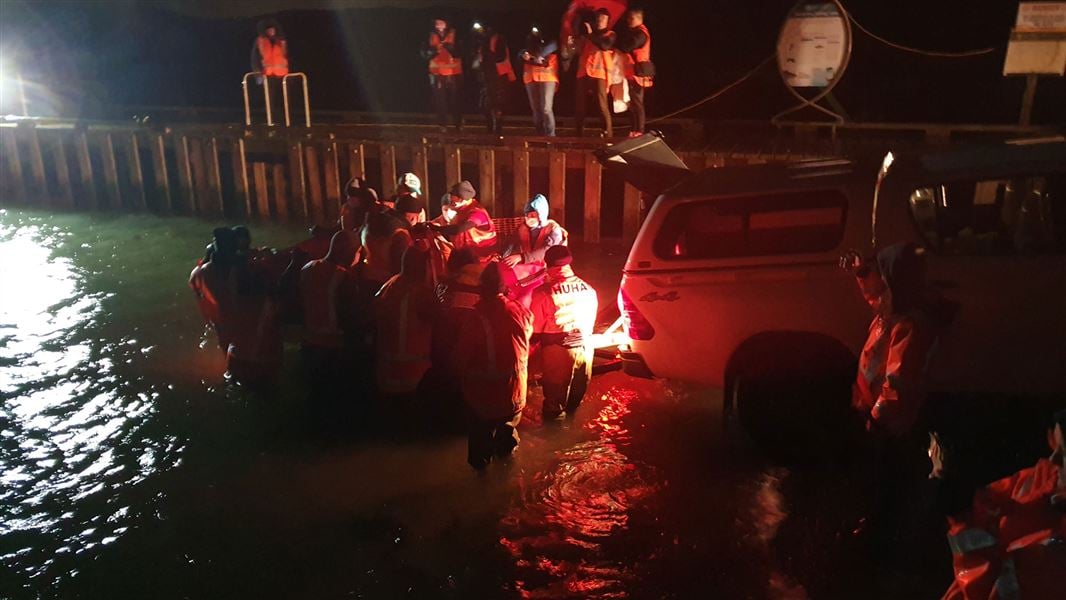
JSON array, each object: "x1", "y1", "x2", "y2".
[
  {"x1": 251, "y1": 18, "x2": 289, "y2": 124},
  {"x1": 421, "y1": 18, "x2": 464, "y2": 132},
  {"x1": 503, "y1": 194, "x2": 568, "y2": 267},
  {"x1": 455, "y1": 262, "x2": 534, "y2": 470},
  {"x1": 375, "y1": 245, "x2": 438, "y2": 400},
  {"x1": 470, "y1": 21, "x2": 516, "y2": 136},
  {"x1": 574, "y1": 8, "x2": 616, "y2": 138},
  {"x1": 520, "y1": 29, "x2": 560, "y2": 136},
  {"x1": 529, "y1": 246, "x2": 598, "y2": 421},
  {"x1": 430, "y1": 180, "x2": 497, "y2": 258}
]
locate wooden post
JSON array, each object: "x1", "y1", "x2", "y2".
[
  {"x1": 272, "y1": 163, "x2": 288, "y2": 222},
  {"x1": 623, "y1": 182, "x2": 642, "y2": 242},
  {"x1": 444, "y1": 145, "x2": 461, "y2": 188},
  {"x1": 347, "y1": 142, "x2": 365, "y2": 183},
  {"x1": 74, "y1": 130, "x2": 97, "y2": 209},
  {"x1": 323, "y1": 141, "x2": 342, "y2": 223},
  {"x1": 252, "y1": 162, "x2": 270, "y2": 219},
  {"x1": 188, "y1": 138, "x2": 209, "y2": 216},
  {"x1": 150, "y1": 133, "x2": 172, "y2": 212},
  {"x1": 229, "y1": 137, "x2": 248, "y2": 217},
  {"x1": 379, "y1": 143, "x2": 397, "y2": 197},
  {"x1": 125, "y1": 133, "x2": 147, "y2": 210},
  {"x1": 411, "y1": 143, "x2": 429, "y2": 202},
  {"x1": 549, "y1": 150, "x2": 566, "y2": 226},
  {"x1": 512, "y1": 148, "x2": 530, "y2": 217},
  {"x1": 583, "y1": 152, "x2": 602, "y2": 243},
  {"x1": 289, "y1": 142, "x2": 308, "y2": 219},
  {"x1": 478, "y1": 148, "x2": 495, "y2": 215},
  {"x1": 1019, "y1": 74, "x2": 1038, "y2": 127},
  {"x1": 305, "y1": 145, "x2": 325, "y2": 223},
  {"x1": 50, "y1": 133, "x2": 74, "y2": 208},
  {"x1": 23, "y1": 128, "x2": 48, "y2": 205},
  {"x1": 175, "y1": 135, "x2": 195, "y2": 213},
  {"x1": 99, "y1": 133, "x2": 122, "y2": 209},
  {"x1": 204, "y1": 137, "x2": 224, "y2": 217},
  {"x1": 0, "y1": 128, "x2": 26, "y2": 204}
]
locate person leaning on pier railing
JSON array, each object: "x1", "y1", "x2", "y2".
[{"x1": 250, "y1": 18, "x2": 289, "y2": 121}]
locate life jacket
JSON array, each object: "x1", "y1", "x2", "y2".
[
  {"x1": 578, "y1": 32, "x2": 614, "y2": 80},
  {"x1": 299, "y1": 259, "x2": 350, "y2": 349},
  {"x1": 375, "y1": 276, "x2": 434, "y2": 395},
  {"x1": 530, "y1": 268, "x2": 598, "y2": 349},
  {"x1": 428, "y1": 29, "x2": 462, "y2": 76},
  {"x1": 517, "y1": 219, "x2": 568, "y2": 258},
  {"x1": 624, "y1": 24, "x2": 654, "y2": 88},
  {"x1": 490, "y1": 34, "x2": 516, "y2": 82},
  {"x1": 256, "y1": 36, "x2": 289, "y2": 77},
  {"x1": 523, "y1": 53, "x2": 559, "y2": 85},
  {"x1": 225, "y1": 293, "x2": 283, "y2": 374},
  {"x1": 458, "y1": 295, "x2": 533, "y2": 421},
  {"x1": 452, "y1": 202, "x2": 497, "y2": 256}
]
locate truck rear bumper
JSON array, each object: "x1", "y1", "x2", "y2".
[{"x1": 620, "y1": 350, "x2": 656, "y2": 379}]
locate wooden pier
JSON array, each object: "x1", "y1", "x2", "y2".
[{"x1": 1, "y1": 117, "x2": 1056, "y2": 242}]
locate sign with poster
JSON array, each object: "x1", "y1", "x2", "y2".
[
  {"x1": 777, "y1": 2, "x2": 850, "y2": 88},
  {"x1": 1004, "y1": 3, "x2": 1066, "y2": 76}
]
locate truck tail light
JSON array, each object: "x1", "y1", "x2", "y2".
[{"x1": 618, "y1": 289, "x2": 655, "y2": 341}]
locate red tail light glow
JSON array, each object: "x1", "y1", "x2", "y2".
[{"x1": 618, "y1": 289, "x2": 655, "y2": 341}]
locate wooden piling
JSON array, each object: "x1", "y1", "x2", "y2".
[
  {"x1": 347, "y1": 142, "x2": 365, "y2": 183},
  {"x1": 549, "y1": 150, "x2": 566, "y2": 226},
  {"x1": 512, "y1": 148, "x2": 530, "y2": 217},
  {"x1": 289, "y1": 142, "x2": 308, "y2": 219},
  {"x1": 24, "y1": 128, "x2": 48, "y2": 205},
  {"x1": 252, "y1": 161, "x2": 270, "y2": 219},
  {"x1": 323, "y1": 141, "x2": 341, "y2": 223},
  {"x1": 1, "y1": 128, "x2": 26, "y2": 204},
  {"x1": 478, "y1": 149, "x2": 495, "y2": 215},
  {"x1": 49, "y1": 133, "x2": 74, "y2": 208},
  {"x1": 125, "y1": 133, "x2": 147, "y2": 210},
  {"x1": 305, "y1": 145, "x2": 325, "y2": 223},
  {"x1": 583, "y1": 153, "x2": 602, "y2": 243},
  {"x1": 379, "y1": 143, "x2": 397, "y2": 197},
  {"x1": 204, "y1": 137, "x2": 224, "y2": 217},
  {"x1": 188, "y1": 138, "x2": 210, "y2": 215},
  {"x1": 150, "y1": 133, "x2": 172, "y2": 212},
  {"x1": 272, "y1": 163, "x2": 288, "y2": 222},
  {"x1": 175, "y1": 135, "x2": 196, "y2": 213},
  {"x1": 623, "y1": 183, "x2": 641, "y2": 242},
  {"x1": 229, "y1": 137, "x2": 248, "y2": 217},
  {"x1": 99, "y1": 133, "x2": 122, "y2": 208},
  {"x1": 444, "y1": 145, "x2": 461, "y2": 188},
  {"x1": 74, "y1": 130, "x2": 97, "y2": 210},
  {"x1": 411, "y1": 143, "x2": 429, "y2": 201}
]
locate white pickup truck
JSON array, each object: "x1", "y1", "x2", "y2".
[{"x1": 599, "y1": 136, "x2": 1066, "y2": 440}]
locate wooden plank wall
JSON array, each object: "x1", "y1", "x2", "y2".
[{"x1": 0, "y1": 123, "x2": 782, "y2": 242}]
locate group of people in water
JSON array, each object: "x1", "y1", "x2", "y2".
[{"x1": 189, "y1": 173, "x2": 599, "y2": 469}]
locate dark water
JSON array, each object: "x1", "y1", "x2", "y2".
[{"x1": 0, "y1": 208, "x2": 949, "y2": 599}]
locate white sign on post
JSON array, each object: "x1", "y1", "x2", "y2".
[
  {"x1": 1005, "y1": 2, "x2": 1066, "y2": 75},
  {"x1": 1015, "y1": 2, "x2": 1066, "y2": 32},
  {"x1": 777, "y1": 2, "x2": 849, "y2": 88}
]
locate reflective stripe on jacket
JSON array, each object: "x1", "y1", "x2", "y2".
[
  {"x1": 530, "y1": 268, "x2": 598, "y2": 349},
  {"x1": 578, "y1": 32, "x2": 615, "y2": 80},
  {"x1": 623, "y1": 23, "x2": 653, "y2": 88},
  {"x1": 523, "y1": 53, "x2": 559, "y2": 84}
]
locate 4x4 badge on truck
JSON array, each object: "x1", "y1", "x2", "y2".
[{"x1": 639, "y1": 291, "x2": 680, "y2": 303}]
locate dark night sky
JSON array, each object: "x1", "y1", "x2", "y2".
[{"x1": 1, "y1": 0, "x2": 1062, "y2": 124}]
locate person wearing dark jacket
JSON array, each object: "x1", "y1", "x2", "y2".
[
  {"x1": 250, "y1": 18, "x2": 289, "y2": 125},
  {"x1": 470, "y1": 22, "x2": 516, "y2": 136},
  {"x1": 574, "y1": 9, "x2": 616, "y2": 138},
  {"x1": 421, "y1": 18, "x2": 464, "y2": 132},
  {"x1": 615, "y1": 9, "x2": 654, "y2": 137}
]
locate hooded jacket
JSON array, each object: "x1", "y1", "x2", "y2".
[{"x1": 512, "y1": 194, "x2": 568, "y2": 264}]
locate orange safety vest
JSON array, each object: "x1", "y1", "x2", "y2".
[
  {"x1": 490, "y1": 34, "x2": 517, "y2": 82},
  {"x1": 452, "y1": 202, "x2": 498, "y2": 255},
  {"x1": 428, "y1": 29, "x2": 463, "y2": 76},
  {"x1": 375, "y1": 277, "x2": 434, "y2": 395},
  {"x1": 300, "y1": 260, "x2": 350, "y2": 349},
  {"x1": 625, "y1": 24, "x2": 653, "y2": 88},
  {"x1": 523, "y1": 53, "x2": 559, "y2": 85},
  {"x1": 578, "y1": 32, "x2": 615, "y2": 80},
  {"x1": 257, "y1": 36, "x2": 289, "y2": 77}
]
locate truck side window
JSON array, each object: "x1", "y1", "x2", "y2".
[
  {"x1": 654, "y1": 190, "x2": 848, "y2": 259},
  {"x1": 909, "y1": 174, "x2": 1065, "y2": 255}
]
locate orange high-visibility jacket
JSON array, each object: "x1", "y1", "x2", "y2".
[
  {"x1": 256, "y1": 36, "x2": 289, "y2": 77},
  {"x1": 624, "y1": 23, "x2": 653, "y2": 88},
  {"x1": 428, "y1": 29, "x2": 463, "y2": 76},
  {"x1": 523, "y1": 53, "x2": 559, "y2": 84},
  {"x1": 577, "y1": 30, "x2": 615, "y2": 80},
  {"x1": 456, "y1": 294, "x2": 533, "y2": 421},
  {"x1": 530, "y1": 268, "x2": 598, "y2": 349},
  {"x1": 516, "y1": 220, "x2": 568, "y2": 264}
]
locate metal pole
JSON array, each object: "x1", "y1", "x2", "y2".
[
  {"x1": 242, "y1": 73, "x2": 253, "y2": 126},
  {"x1": 1019, "y1": 74, "x2": 1038, "y2": 127},
  {"x1": 282, "y1": 76, "x2": 291, "y2": 127},
  {"x1": 301, "y1": 74, "x2": 311, "y2": 127},
  {"x1": 264, "y1": 77, "x2": 274, "y2": 126}
]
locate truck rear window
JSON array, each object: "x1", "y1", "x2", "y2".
[{"x1": 653, "y1": 190, "x2": 848, "y2": 259}]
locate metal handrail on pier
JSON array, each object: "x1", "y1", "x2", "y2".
[{"x1": 242, "y1": 72, "x2": 311, "y2": 127}]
